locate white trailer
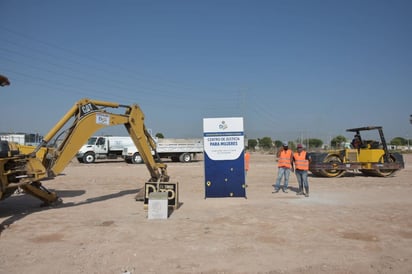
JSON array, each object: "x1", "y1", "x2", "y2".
[
  {"x1": 123, "y1": 138, "x2": 203, "y2": 164},
  {"x1": 76, "y1": 136, "x2": 135, "y2": 163}
]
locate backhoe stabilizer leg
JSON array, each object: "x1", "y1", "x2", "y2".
[{"x1": 20, "y1": 182, "x2": 61, "y2": 206}]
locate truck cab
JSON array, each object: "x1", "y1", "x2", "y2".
[{"x1": 77, "y1": 136, "x2": 134, "y2": 163}]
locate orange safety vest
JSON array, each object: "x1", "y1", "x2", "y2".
[
  {"x1": 278, "y1": 149, "x2": 292, "y2": 168},
  {"x1": 293, "y1": 151, "x2": 309, "y2": 171},
  {"x1": 244, "y1": 152, "x2": 250, "y2": 171}
]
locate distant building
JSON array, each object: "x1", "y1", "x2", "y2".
[
  {"x1": 0, "y1": 133, "x2": 43, "y2": 145},
  {"x1": 0, "y1": 133, "x2": 25, "y2": 145},
  {"x1": 389, "y1": 145, "x2": 411, "y2": 151}
]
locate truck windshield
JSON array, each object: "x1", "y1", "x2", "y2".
[{"x1": 87, "y1": 137, "x2": 98, "y2": 145}]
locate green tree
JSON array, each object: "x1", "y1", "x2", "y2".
[
  {"x1": 247, "y1": 139, "x2": 258, "y2": 150},
  {"x1": 258, "y1": 137, "x2": 273, "y2": 150},
  {"x1": 274, "y1": 140, "x2": 283, "y2": 148},
  {"x1": 331, "y1": 135, "x2": 347, "y2": 148},
  {"x1": 307, "y1": 138, "x2": 323, "y2": 148},
  {"x1": 390, "y1": 137, "x2": 407, "y2": 146},
  {"x1": 155, "y1": 133, "x2": 164, "y2": 139},
  {"x1": 288, "y1": 141, "x2": 296, "y2": 150}
]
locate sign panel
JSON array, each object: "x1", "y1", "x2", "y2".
[
  {"x1": 96, "y1": 113, "x2": 110, "y2": 125},
  {"x1": 203, "y1": 117, "x2": 246, "y2": 198},
  {"x1": 144, "y1": 182, "x2": 179, "y2": 209}
]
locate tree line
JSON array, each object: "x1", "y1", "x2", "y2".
[{"x1": 247, "y1": 136, "x2": 412, "y2": 151}]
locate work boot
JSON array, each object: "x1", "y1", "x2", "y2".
[
  {"x1": 272, "y1": 189, "x2": 279, "y2": 193},
  {"x1": 304, "y1": 187, "x2": 309, "y2": 197},
  {"x1": 282, "y1": 188, "x2": 288, "y2": 193}
]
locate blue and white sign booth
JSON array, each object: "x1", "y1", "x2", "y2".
[{"x1": 203, "y1": 117, "x2": 246, "y2": 198}]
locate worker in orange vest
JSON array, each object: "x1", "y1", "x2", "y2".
[
  {"x1": 293, "y1": 144, "x2": 311, "y2": 197},
  {"x1": 244, "y1": 149, "x2": 250, "y2": 175},
  {"x1": 273, "y1": 142, "x2": 294, "y2": 193}
]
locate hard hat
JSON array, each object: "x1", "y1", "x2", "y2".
[
  {"x1": 297, "y1": 144, "x2": 303, "y2": 148},
  {"x1": 283, "y1": 142, "x2": 288, "y2": 147}
]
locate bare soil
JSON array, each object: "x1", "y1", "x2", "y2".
[{"x1": 1, "y1": 153, "x2": 411, "y2": 274}]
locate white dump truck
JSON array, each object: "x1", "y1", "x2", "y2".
[
  {"x1": 76, "y1": 136, "x2": 135, "y2": 163},
  {"x1": 123, "y1": 138, "x2": 203, "y2": 164}
]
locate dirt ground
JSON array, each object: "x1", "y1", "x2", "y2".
[{"x1": 1, "y1": 153, "x2": 411, "y2": 274}]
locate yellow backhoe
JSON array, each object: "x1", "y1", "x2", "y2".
[{"x1": 0, "y1": 98, "x2": 170, "y2": 204}]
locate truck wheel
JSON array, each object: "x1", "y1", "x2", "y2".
[
  {"x1": 83, "y1": 152, "x2": 95, "y2": 164},
  {"x1": 131, "y1": 153, "x2": 143, "y2": 164},
  {"x1": 125, "y1": 158, "x2": 132, "y2": 164},
  {"x1": 179, "y1": 153, "x2": 192, "y2": 163}
]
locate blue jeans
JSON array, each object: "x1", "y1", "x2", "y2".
[
  {"x1": 275, "y1": 167, "x2": 291, "y2": 190},
  {"x1": 295, "y1": 169, "x2": 309, "y2": 192}
]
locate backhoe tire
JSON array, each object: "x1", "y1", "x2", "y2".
[
  {"x1": 179, "y1": 153, "x2": 192, "y2": 163},
  {"x1": 131, "y1": 153, "x2": 143, "y2": 164},
  {"x1": 83, "y1": 152, "x2": 96, "y2": 164},
  {"x1": 77, "y1": 157, "x2": 84, "y2": 163}
]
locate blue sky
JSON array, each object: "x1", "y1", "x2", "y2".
[{"x1": 1, "y1": 0, "x2": 411, "y2": 143}]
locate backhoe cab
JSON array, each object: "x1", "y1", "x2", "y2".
[
  {"x1": 0, "y1": 98, "x2": 170, "y2": 204},
  {"x1": 308, "y1": 126, "x2": 404, "y2": 177}
]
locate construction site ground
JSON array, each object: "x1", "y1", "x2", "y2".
[{"x1": 1, "y1": 153, "x2": 411, "y2": 274}]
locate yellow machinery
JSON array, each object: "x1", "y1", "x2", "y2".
[
  {"x1": 308, "y1": 126, "x2": 404, "y2": 177},
  {"x1": 0, "y1": 98, "x2": 169, "y2": 204}
]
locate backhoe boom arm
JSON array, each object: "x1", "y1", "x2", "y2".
[{"x1": 1, "y1": 98, "x2": 169, "y2": 204}]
